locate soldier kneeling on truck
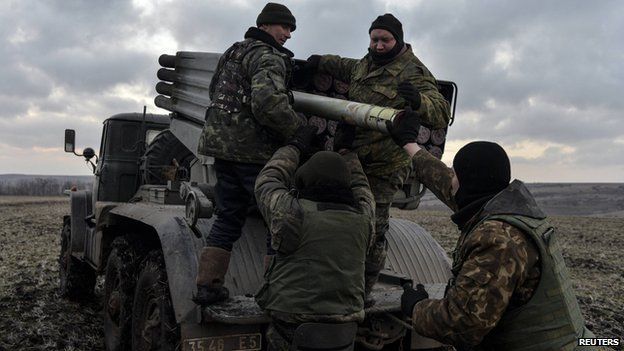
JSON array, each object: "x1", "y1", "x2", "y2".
[
  {"x1": 387, "y1": 109, "x2": 596, "y2": 350},
  {"x1": 254, "y1": 125, "x2": 375, "y2": 351}
]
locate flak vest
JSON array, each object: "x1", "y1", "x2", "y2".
[
  {"x1": 451, "y1": 181, "x2": 595, "y2": 351},
  {"x1": 198, "y1": 38, "x2": 293, "y2": 163},
  {"x1": 256, "y1": 199, "x2": 370, "y2": 318}
]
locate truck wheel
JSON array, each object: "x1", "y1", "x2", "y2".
[
  {"x1": 58, "y1": 218, "x2": 96, "y2": 299},
  {"x1": 142, "y1": 129, "x2": 195, "y2": 185},
  {"x1": 386, "y1": 219, "x2": 452, "y2": 284},
  {"x1": 132, "y1": 250, "x2": 180, "y2": 350},
  {"x1": 104, "y1": 237, "x2": 137, "y2": 351}
]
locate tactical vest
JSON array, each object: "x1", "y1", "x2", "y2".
[
  {"x1": 256, "y1": 199, "x2": 371, "y2": 319},
  {"x1": 198, "y1": 38, "x2": 293, "y2": 164},
  {"x1": 451, "y1": 213, "x2": 595, "y2": 351}
]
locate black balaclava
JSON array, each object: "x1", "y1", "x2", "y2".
[
  {"x1": 294, "y1": 151, "x2": 355, "y2": 205},
  {"x1": 368, "y1": 13, "x2": 405, "y2": 64},
  {"x1": 451, "y1": 141, "x2": 511, "y2": 229}
]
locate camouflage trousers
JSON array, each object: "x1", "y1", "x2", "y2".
[{"x1": 364, "y1": 165, "x2": 411, "y2": 294}]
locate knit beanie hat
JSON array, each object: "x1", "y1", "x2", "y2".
[
  {"x1": 295, "y1": 151, "x2": 351, "y2": 191},
  {"x1": 452, "y1": 141, "x2": 511, "y2": 209},
  {"x1": 369, "y1": 13, "x2": 403, "y2": 42},
  {"x1": 256, "y1": 3, "x2": 296, "y2": 31}
]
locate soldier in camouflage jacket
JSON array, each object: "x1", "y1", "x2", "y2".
[
  {"x1": 254, "y1": 128, "x2": 375, "y2": 350},
  {"x1": 194, "y1": 3, "x2": 304, "y2": 306},
  {"x1": 387, "y1": 113, "x2": 595, "y2": 350},
  {"x1": 307, "y1": 13, "x2": 451, "y2": 297}
]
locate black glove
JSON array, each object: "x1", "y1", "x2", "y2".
[
  {"x1": 306, "y1": 54, "x2": 322, "y2": 71},
  {"x1": 288, "y1": 125, "x2": 319, "y2": 154},
  {"x1": 333, "y1": 122, "x2": 357, "y2": 152},
  {"x1": 387, "y1": 106, "x2": 421, "y2": 147},
  {"x1": 397, "y1": 81, "x2": 422, "y2": 110},
  {"x1": 401, "y1": 283, "x2": 429, "y2": 317}
]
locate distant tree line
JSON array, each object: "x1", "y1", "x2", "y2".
[{"x1": 0, "y1": 178, "x2": 93, "y2": 196}]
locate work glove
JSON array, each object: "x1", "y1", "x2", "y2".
[
  {"x1": 397, "y1": 81, "x2": 422, "y2": 110},
  {"x1": 306, "y1": 54, "x2": 322, "y2": 72},
  {"x1": 387, "y1": 106, "x2": 421, "y2": 147},
  {"x1": 333, "y1": 122, "x2": 357, "y2": 152},
  {"x1": 400, "y1": 283, "x2": 429, "y2": 317},
  {"x1": 288, "y1": 125, "x2": 319, "y2": 155}
]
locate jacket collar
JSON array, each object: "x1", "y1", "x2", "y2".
[
  {"x1": 244, "y1": 27, "x2": 294, "y2": 57},
  {"x1": 361, "y1": 44, "x2": 413, "y2": 79},
  {"x1": 455, "y1": 180, "x2": 546, "y2": 233}
]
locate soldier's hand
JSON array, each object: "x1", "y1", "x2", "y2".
[
  {"x1": 333, "y1": 122, "x2": 357, "y2": 153},
  {"x1": 400, "y1": 283, "x2": 429, "y2": 317},
  {"x1": 288, "y1": 125, "x2": 319, "y2": 155},
  {"x1": 387, "y1": 106, "x2": 421, "y2": 147},
  {"x1": 397, "y1": 81, "x2": 422, "y2": 110}
]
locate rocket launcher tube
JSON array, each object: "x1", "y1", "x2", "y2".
[{"x1": 292, "y1": 91, "x2": 401, "y2": 134}]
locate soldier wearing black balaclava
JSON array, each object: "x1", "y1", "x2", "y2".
[{"x1": 385, "y1": 111, "x2": 596, "y2": 350}]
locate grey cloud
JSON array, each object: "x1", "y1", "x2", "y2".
[{"x1": 0, "y1": 0, "x2": 622, "y2": 180}]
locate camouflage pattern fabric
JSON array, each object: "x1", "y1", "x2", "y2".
[
  {"x1": 408, "y1": 150, "x2": 543, "y2": 348},
  {"x1": 318, "y1": 45, "x2": 450, "y2": 177},
  {"x1": 254, "y1": 146, "x2": 375, "y2": 322},
  {"x1": 363, "y1": 163, "x2": 410, "y2": 294},
  {"x1": 198, "y1": 38, "x2": 303, "y2": 164}
]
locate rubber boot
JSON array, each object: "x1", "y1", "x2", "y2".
[{"x1": 194, "y1": 247, "x2": 231, "y2": 306}]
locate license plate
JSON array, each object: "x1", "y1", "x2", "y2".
[{"x1": 185, "y1": 333, "x2": 262, "y2": 351}]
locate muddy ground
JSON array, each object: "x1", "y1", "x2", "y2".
[{"x1": 0, "y1": 196, "x2": 622, "y2": 350}]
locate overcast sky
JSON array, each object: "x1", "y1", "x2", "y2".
[{"x1": 0, "y1": 0, "x2": 622, "y2": 182}]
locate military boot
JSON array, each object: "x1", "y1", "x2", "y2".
[{"x1": 194, "y1": 247, "x2": 231, "y2": 306}]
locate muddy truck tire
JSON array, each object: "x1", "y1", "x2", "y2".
[
  {"x1": 104, "y1": 237, "x2": 138, "y2": 351},
  {"x1": 58, "y1": 217, "x2": 96, "y2": 299},
  {"x1": 131, "y1": 250, "x2": 180, "y2": 350}
]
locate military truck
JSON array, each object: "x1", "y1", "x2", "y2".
[{"x1": 60, "y1": 51, "x2": 458, "y2": 350}]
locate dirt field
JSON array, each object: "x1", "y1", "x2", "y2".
[{"x1": 0, "y1": 196, "x2": 622, "y2": 350}]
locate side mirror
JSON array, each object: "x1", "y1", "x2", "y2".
[{"x1": 64, "y1": 129, "x2": 76, "y2": 153}]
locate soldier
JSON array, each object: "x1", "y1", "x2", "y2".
[
  {"x1": 194, "y1": 2, "x2": 304, "y2": 305},
  {"x1": 386, "y1": 111, "x2": 596, "y2": 350},
  {"x1": 254, "y1": 126, "x2": 375, "y2": 350},
  {"x1": 305, "y1": 13, "x2": 451, "y2": 298}
]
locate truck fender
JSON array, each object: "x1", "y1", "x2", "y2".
[
  {"x1": 108, "y1": 203, "x2": 206, "y2": 322},
  {"x1": 386, "y1": 218, "x2": 452, "y2": 284}
]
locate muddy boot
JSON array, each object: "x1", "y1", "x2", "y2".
[
  {"x1": 364, "y1": 239, "x2": 388, "y2": 307},
  {"x1": 194, "y1": 247, "x2": 231, "y2": 306}
]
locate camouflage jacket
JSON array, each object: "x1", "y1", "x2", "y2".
[
  {"x1": 318, "y1": 46, "x2": 450, "y2": 176},
  {"x1": 254, "y1": 146, "x2": 375, "y2": 322},
  {"x1": 198, "y1": 30, "x2": 304, "y2": 164},
  {"x1": 409, "y1": 151, "x2": 542, "y2": 348}
]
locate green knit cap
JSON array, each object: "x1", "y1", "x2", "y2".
[
  {"x1": 295, "y1": 151, "x2": 351, "y2": 190},
  {"x1": 256, "y1": 3, "x2": 296, "y2": 31}
]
